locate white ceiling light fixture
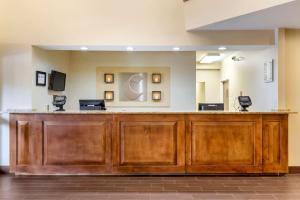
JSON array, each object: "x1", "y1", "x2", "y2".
[
  {"x1": 80, "y1": 46, "x2": 88, "y2": 51},
  {"x1": 126, "y1": 46, "x2": 134, "y2": 51},
  {"x1": 218, "y1": 46, "x2": 227, "y2": 51},
  {"x1": 173, "y1": 47, "x2": 180, "y2": 51},
  {"x1": 199, "y1": 53, "x2": 222, "y2": 64},
  {"x1": 232, "y1": 56, "x2": 245, "y2": 62}
]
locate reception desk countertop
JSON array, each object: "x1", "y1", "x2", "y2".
[{"x1": 8, "y1": 110, "x2": 295, "y2": 115}]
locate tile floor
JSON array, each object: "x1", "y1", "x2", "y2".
[{"x1": 1, "y1": 174, "x2": 300, "y2": 200}]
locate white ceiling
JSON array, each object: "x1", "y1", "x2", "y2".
[
  {"x1": 196, "y1": 0, "x2": 300, "y2": 30},
  {"x1": 37, "y1": 45, "x2": 272, "y2": 52}
]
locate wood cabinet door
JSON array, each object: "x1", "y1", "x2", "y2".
[
  {"x1": 41, "y1": 115, "x2": 112, "y2": 174},
  {"x1": 186, "y1": 115, "x2": 263, "y2": 173},
  {"x1": 10, "y1": 115, "x2": 43, "y2": 173},
  {"x1": 112, "y1": 115, "x2": 185, "y2": 174},
  {"x1": 263, "y1": 115, "x2": 288, "y2": 173},
  {"x1": 11, "y1": 114, "x2": 112, "y2": 174}
]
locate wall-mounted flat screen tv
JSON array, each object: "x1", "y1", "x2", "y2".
[{"x1": 49, "y1": 70, "x2": 66, "y2": 91}]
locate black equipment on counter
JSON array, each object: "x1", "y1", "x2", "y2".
[
  {"x1": 238, "y1": 96, "x2": 252, "y2": 112},
  {"x1": 53, "y1": 95, "x2": 67, "y2": 111},
  {"x1": 79, "y1": 99, "x2": 106, "y2": 111},
  {"x1": 48, "y1": 70, "x2": 66, "y2": 91},
  {"x1": 199, "y1": 103, "x2": 224, "y2": 111}
]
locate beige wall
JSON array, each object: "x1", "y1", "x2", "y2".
[
  {"x1": 0, "y1": 45, "x2": 33, "y2": 111},
  {"x1": 67, "y1": 51, "x2": 196, "y2": 111},
  {"x1": 196, "y1": 69, "x2": 221, "y2": 103},
  {"x1": 279, "y1": 29, "x2": 300, "y2": 166},
  {"x1": 221, "y1": 48, "x2": 277, "y2": 111},
  {"x1": 0, "y1": 44, "x2": 33, "y2": 165},
  {"x1": 32, "y1": 47, "x2": 71, "y2": 111},
  {"x1": 277, "y1": 29, "x2": 287, "y2": 109},
  {"x1": 184, "y1": 0, "x2": 295, "y2": 30},
  {"x1": 0, "y1": 0, "x2": 274, "y2": 46}
]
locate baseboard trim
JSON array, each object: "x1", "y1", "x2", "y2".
[
  {"x1": 0, "y1": 166, "x2": 9, "y2": 174},
  {"x1": 289, "y1": 166, "x2": 300, "y2": 174},
  {"x1": 1, "y1": 166, "x2": 300, "y2": 175}
]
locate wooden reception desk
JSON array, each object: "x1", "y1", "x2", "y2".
[{"x1": 9, "y1": 111, "x2": 291, "y2": 175}]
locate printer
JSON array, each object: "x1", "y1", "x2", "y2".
[{"x1": 79, "y1": 99, "x2": 106, "y2": 111}]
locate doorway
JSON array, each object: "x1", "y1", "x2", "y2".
[
  {"x1": 196, "y1": 82, "x2": 205, "y2": 104},
  {"x1": 222, "y1": 80, "x2": 229, "y2": 111}
]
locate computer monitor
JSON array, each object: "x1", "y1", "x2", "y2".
[{"x1": 49, "y1": 70, "x2": 66, "y2": 91}]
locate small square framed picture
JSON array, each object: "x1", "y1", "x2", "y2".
[
  {"x1": 152, "y1": 73, "x2": 161, "y2": 83},
  {"x1": 104, "y1": 91, "x2": 114, "y2": 101},
  {"x1": 36, "y1": 71, "x2": 47, "y2": 86},
  {"x1": 104, "y1": 73, "x2": 114, "y2": 84},
  {"x1": 152, "y1": 91, "x2": 162, "y2": 101}
]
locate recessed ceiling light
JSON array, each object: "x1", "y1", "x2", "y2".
[
  {"x1": 218, "y1": 46, "x2": 227, "y2": 51},
  {"x1": 173, "y1": 47, "x2": 180, "y2": 51},
  {"x1": 126, "y1": 46, "x2": 134, "y2": 51},
  {"x1": 80, "y1": 46, "x2": 88, "y2": 51}
]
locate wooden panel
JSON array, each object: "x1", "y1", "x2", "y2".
[
  {"x1": 191, "y1": 122, "x2": 255, "y2": 165},
  {"x1": 10, "y1": 114, "x2": 113, "y2": 174},
  {"x1": 44, "y1": 121, "x2": 109, "y2": 166},
  {"x1": 17, "y1": 121, "x2": 30, "y2": 165},
  {"x1": 186, "y1": 115, "x2": 262, "y2": 173},
  {"x1": 263, "y1": 115, "x2": 288, "y2": 173},
  {"x1": 120, "y1": 122, "x2": 177, "y2": 165},
  {"x1": 264, "y1": 122, "x2": 281, "y2": 164},
  {"x1": 9, "y1": 115, "x2": 17, "y2": 173},
  {"x1": 16, "y1": 120, "x2": 42, "y2": 166},
  {"x1": 113, "y1": 115, "x2": 185, "y2": 173}
]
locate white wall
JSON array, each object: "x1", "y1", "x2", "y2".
[
  {"x1": 196, "y1": 69, "x2": 221, "y2": 103},
  {"x1": 32, "y1": 47, "x2": 71, "y2": 111},
  {"x1": 0, "y1": 44, "x2": 33, "y2": 166},
  {"x1": 221, "y1": 48, "x2": 278, "y2": 111},
  {"x1": 67, "y1": 51, "x2": 196, "y2": 111}
]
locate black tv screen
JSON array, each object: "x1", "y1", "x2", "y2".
[{"x1": 49, "y1": 70, "x2": 66, "y2": 91}]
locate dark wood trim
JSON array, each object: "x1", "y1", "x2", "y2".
[
  {"x1": 0, "y1": 166, "x2": 10, "y2": 174},
  {"x1": 289, "y1": 166, "x2": 300, "y2": 173},
  {"x1": 3, "y1": 165, "x2": 298, "y2": 175},
  {"x1": 2, "y1": 166, "x2": 299, "y2": 175}
]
